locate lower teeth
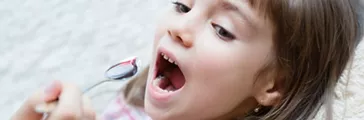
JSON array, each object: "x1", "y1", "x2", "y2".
[
  {"x1": 153, "y1": 75, "x2": 164, "y2": 86},
  {"x1": 166, "y1": 86, "x2": 175, "y2": 91}
]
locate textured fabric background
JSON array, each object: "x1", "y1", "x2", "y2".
[
  {"x1": 0, "y1": 0, "x2": 363, "y2": 120},
  {"x1": 0, "y1": 0, "x2": 167, "y2": 119}
]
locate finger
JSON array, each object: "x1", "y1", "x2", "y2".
[
  {"x1": 43, "y1": 80, "x2": 62, "y2": 102},
  {"x1": 82, "y1": 96, "x2": 96, "y2": 120},
  {"x1": 11, "y1": 80, "x2": 62, "y2": 120},
  {"x1": 48, "y1": 83, "x2": 83, "y2": 120},
  {"x1": 34, "y1": 80, "x2": 63, "y2": 113}
]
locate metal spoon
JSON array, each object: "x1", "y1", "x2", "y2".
[{"x1": 35, "y1": 56, "x2": 140, "y2": 114}]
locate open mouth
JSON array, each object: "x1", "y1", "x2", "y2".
[{"x1": 153, "y1": 52, "x2": 186, "y2": 93}]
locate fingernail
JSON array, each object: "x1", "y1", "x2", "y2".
[
  {"x1": 43, "y1": 81, "x2": 59, "y2": 101},
  {"x1": 44, "y1": 81, "x2": 57, "y2": 95}
]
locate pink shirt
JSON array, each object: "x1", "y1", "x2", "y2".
[{"x1": 100, "y1": 95, "x2": 151, "y2": 120}]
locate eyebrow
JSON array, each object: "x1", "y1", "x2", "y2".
[{"x1": 221, "y1": 0, "x2": 256, "y2": 29}]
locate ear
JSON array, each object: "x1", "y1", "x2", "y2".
[{"x1": 253, "y1": 75, "x2": 283, "y2": 107}]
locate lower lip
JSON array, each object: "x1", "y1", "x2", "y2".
[
  {"x1": 147, "y1": 77, "x2": 177, "y2": 102},
  {"x1": 147, "y1": 69, "x2": 184, "y2": 104}
]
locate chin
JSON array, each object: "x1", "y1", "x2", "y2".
[{"x1": 144, "y1": 100, "x2": 181, "y2": 120}]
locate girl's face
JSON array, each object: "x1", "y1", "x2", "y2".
[{"x1": 145, "y1": 0, "x2": 274, "y2": 119}]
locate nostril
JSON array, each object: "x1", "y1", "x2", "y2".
[
  {"x1": 168, "y1": 30, "x2": 193, "y2": 47},
  {"x1": 169, "y1": 31, "x2": 182, "y2": 43},
  {"x1": 176, "y1": 36, "x2": 192, "y2": 47},
  {"x1": 168, "y1": 31, "x2": 182, "y2": 41},
  {"x1": 176, "y1": 36, "x2": 182, "y2": 41}
]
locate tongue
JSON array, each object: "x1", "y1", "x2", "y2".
[{"x1": 167, "y1": 67, "x2": 185, "y2": 89}]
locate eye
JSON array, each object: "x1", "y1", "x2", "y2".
[
  {"x1": 172, "y1": 1, "x2": 191, "y2": 13},
  {"x1": 212, "y1": 23, "x2": 236, "y2": 40}
]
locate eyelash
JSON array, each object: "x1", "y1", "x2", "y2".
[
  {"x1": 172, "y1": 1, "x2": 191, "y2": 13},
  {"x1": 212, "y1": 23, "x2": 236, "y2": 40},
  {"x1": 172, "y1": 1, "x2": 235, "y2": 41}
]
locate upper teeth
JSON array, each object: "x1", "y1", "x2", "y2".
[{"x1": 161, "y1": 53, "x2": 177, "y2": 65}]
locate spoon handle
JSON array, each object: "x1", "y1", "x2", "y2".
[
  {"x1": 35, "y1": 57, "x2": 139, "y2": 115},
  {"x1": 82, "y1": 79, "x2": 114, "y2": 94}
]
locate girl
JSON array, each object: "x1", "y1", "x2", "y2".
[{"x1": 11, "y1": 0, "x2": 363, "y2": 120}]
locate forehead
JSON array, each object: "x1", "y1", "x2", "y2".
[
  {"x1": 218, "y1": 0, "x2": 265, "y2": 16},
  {"x1": 221, "y1": 0, "x2": 254, "y2": 10},
  {"x1": 221, "y1": 0, "x2": 270, "y2": 27},
  {"x1": 221, "y1": 0, "x2": 241, "y2": 10}
]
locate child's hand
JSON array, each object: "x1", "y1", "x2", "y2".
[{"x1": 10, "y1": 80, "x2": 96, "y2": 120}]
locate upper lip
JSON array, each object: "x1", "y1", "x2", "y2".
[{"x1": 159, "y1": 48, "x2": 178, "y2": 65}]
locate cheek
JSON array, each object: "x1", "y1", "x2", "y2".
[
  {"x1": 183, "y1": 43, "x2": 266, "y2": 117},
  {"x1": 186, "y1": 36, "x2": 268, "y2": 98},
  {"x1": 153, "y1": 11, "x2": 175, "y2": 47},
  {"x1": 193, "y1": 48, "x2": 255, "y2": 92},
  {"x1": 192, "y1": 42, "x2": 258, "y2": 81},
  {"x1": 186, "y1": 51, "x2": 254, "y2": 117},
  {"x1": 190, "y1": 35, "x2": 269, "y2": 81},
  {"x1": 154, "y1": 24, "x2": 166, "y2": 47}
]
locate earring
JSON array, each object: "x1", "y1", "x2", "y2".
[{"x1": 254, "y1": 105, "x2": 261, "y2": 113}]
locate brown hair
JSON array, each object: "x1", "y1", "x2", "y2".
[{"x1": 123, "y1": 0, "x2": 363, "y2": 120}]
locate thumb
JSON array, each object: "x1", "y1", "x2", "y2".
[{"x1": 11, "y1": 80, "x2": 62, "y2": 120}]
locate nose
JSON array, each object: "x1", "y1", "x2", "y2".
[
  {"x1": 168, "y1": 30, "x2": 193, "y2": 48},
  {"x1": 168, "y1": 13, "x2": 201, "y2": 48}
]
